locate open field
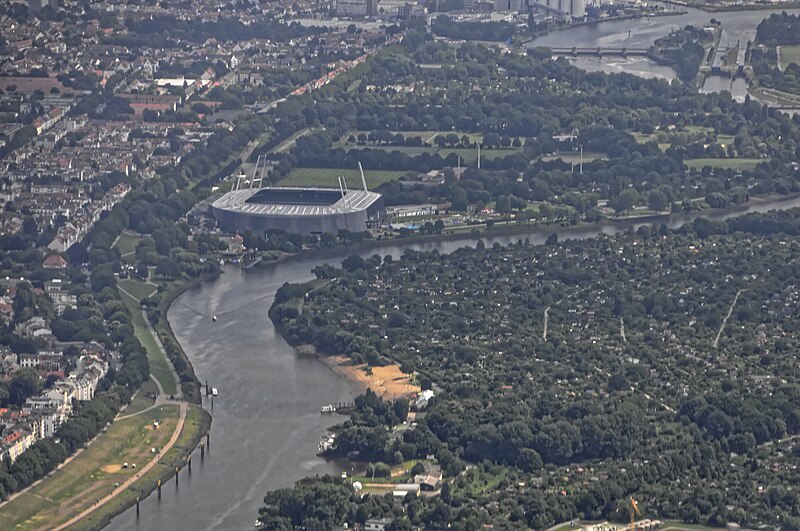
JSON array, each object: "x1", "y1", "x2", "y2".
[
  {"x1": 684, "y1": 158, "x2": 765, "y2": 171},
  {"x1": 0, "y1": 406, "x2": 180, "y2": 531},
  {"x1": 542, "y1": 151, "x2": 607, "y2": 163},
  {"x1": 124, "y1": 379, "x2": 158, "y2": 416},
  {"x1": 781, "y1": 45, "x2": 800, "y2": 70},
  {"x1": 279, "y1": 167, "x2": 406, "y2": 189},
  {"x1": 112, "y1": 232, "x2": 143, "y2": 257},
  {"x1": 67, "y1": 405, "x2": 209, "y2": 531},
  {"x1": 120, "y1": 292, "x2": 177, "y2": 395},
  {"x1": 118, "y1": 279, "x2": 157, "y2": 301}
]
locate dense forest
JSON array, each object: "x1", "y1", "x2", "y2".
[
  {"x1": 268, "y1": 208, "x2": 800, "y2": 529},
  {"x1": 755, "y1": 12, "x2": 800, "y2": 45}
]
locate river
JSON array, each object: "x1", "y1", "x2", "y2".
[
  {"x1": 529, "y1": 4, "x2": 800, "y2": 101},
  {"x1": 105, "y1": 192, "x2": 800, "y2": 531},
  {"x1": 103, "y1": 7, "x2": 800, "y2": 530}
]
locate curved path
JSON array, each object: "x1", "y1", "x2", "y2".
[{"x1": 52, "y1": 401, "x2": 188, "y2": 531}]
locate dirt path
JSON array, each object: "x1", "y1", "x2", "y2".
[
  {"x1": 542, "y1": 306, "x2": 550, "y2": 341},
  {"x1": 713, "y1": 289, "x2": 745, "y2": 348},
  {"x1": 52, "y1": 402, "x2": 188, "y2": 531}
]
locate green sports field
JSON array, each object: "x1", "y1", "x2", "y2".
[
  {"x1": 279, "y1": 168, "x2": 407, "y2": 189},
  {"x1": 684, "y1": 158, "x2": 765, "y2": 171}
]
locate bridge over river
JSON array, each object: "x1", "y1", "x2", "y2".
[{"x1": 548, "y1": 46, "x2": 650, "y2": 57}]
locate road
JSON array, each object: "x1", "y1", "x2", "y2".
[
  {"x1": 52, "y1": 402, "x2": 188, "y2": 531},
  {"x1": 713, "y1": 289, "x2": 745, "y2": 348}
]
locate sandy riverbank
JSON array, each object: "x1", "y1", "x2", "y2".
[{"x1": 320, "y1": 353, "x2": 420, "y2": 400}]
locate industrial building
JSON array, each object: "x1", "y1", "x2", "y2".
[
  {"x1": 335, "y1": 0, "x2": 377, "y2": 17},
  {"x1": 540, "y1": 0, "x2": 586, "y2": 18}
]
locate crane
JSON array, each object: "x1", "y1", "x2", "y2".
[{"x1": 629, "y1": 497, "x2": 641, "y2": 531}]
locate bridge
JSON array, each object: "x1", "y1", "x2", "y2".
[{"x1": 548, "y1": 47, "x2": 650, "y2": 57}]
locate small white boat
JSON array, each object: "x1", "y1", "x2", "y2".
[
  {"x1": 212, "y1": 315, "x2": 217, "y2": 322},
  {"x1": 211, "y1": 387, "x2": 218, "y2": 397},
  {"x1": 320, "y1": 404, "x2": 336, "y2": 413}
]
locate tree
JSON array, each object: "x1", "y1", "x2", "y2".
[
  {"x1": 647, "y1": 189, "x2": 668, "y2": 212},
  {"x1": 7, "y1": 369, "x2": 41, "y2": 406},
  {"x1": 495, "y1": 195, "x2": 511, "y2": 214},
  {"x1": 342, "y1": 255, "x2": 365, "y2": 272},
  {"x1": 612, "y1": 189, "x2": 640, "y2": 214}
]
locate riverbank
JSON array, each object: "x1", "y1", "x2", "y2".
[{"x1": 154, "y1": 270, "x2": 224, "y2": 403}]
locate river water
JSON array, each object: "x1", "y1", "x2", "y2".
[
  {"x1": 530, "y1": 4, "x2": 800, "y2": 100},
  {"x1": 104, "y1": 8, "x2": 800, "y2": 531},
  {"x1": 105, "y1": 193, "x2": 800, "y2": 531}
]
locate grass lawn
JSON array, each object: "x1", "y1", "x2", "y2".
[
  {"x1": 0, "y1": 405, "x2": 181, "y2": 531},
  {"x1": 124, "y1": 379, "x2": 158, "y2": 416},
  {"x1": 684, "y1": 158, "x2": 765, "y2": 171},
  {"x1": 279, "y1": 167, "x2": 406, "y2": 189},
  {"x1": 781, "y1": 45, "x2": 800, "y2": 70},
  {"x1": 542, "y1": 151, "x2": 607, "y2": 163},
  {"x1": 120, "y1": 292, "x2": 177, "y2": 396},
  {"x1": 454, "y1": 467, "x2": 507, "y2": 496},
  {"x1": 113, "y1": 232, "x2": 143, "y2": 256},
  {"x1": 118, "y1": 279, "x2": 157, "y2": 301},
  {"x1": 660, "y1": 523, "x2": 725, "y2": 531}
]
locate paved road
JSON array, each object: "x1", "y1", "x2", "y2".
[{"x1": 52, "y1": 402, "x2": 188, "y2": 531}]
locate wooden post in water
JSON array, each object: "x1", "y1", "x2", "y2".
[
  {"x1": 136, "y1": 496, "x2": 140, "y2": 515},
  {"x1": 157, "y1": 479, "x2": 162, "y2": 499},
  {"x1": 188, "y1": 455, "x2": 192, "y2": 474},
  {"x1": 206, "y1": 432, "x2": 210, "y2": 447},
  {"x1": 175, "y1": 466, "x2": 179, "y2": 487},
  {"x1": 200, "y1": 440, "x2": 205, "y2": 460}
]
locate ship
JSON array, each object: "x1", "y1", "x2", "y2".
[{"x1": 320, "y1": 404, "x2": 336, "y2": 413}]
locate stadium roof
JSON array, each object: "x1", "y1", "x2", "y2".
[{"x1": 211, "y1": 187, "x2": 382, "y2": 217}]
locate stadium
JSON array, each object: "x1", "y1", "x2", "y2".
[{"x1": 211, "y1": 186, "x2": 384, "y2": 235}]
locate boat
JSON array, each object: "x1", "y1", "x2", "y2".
[
  {"x1": 320, "y1": 404, "x2": 336, "y2": 413},
  {"x1": 211, "y1": 387, "x2": 218, "y2": 397},
  {"x1": 212, "y1": 315, "x2": 217, "y2": 322}
]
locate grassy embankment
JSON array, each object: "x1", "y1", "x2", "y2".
[
  {"x1": 120, "y1": 290, "x2": 177, "y2": 396},
  {"x1": 0, "y1": 405, "x2": 210, "y2": 531}
]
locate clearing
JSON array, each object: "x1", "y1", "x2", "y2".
[
  {"x1": 113, "y1": 232, "x2": 144, "y2": 257},
  {"x1": 781, "y1": 45, "x2": 800, "y2": 70}
]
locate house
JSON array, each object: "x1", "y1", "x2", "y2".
[
  {"x1": 414, "y1": 472, "x2": 442, "y2": 491},
  {"x1": 365, "y1": 518, "x2": 392, "y2": 531},
  {"x1": 42, "y1": 254, "x2": 67, "y2": 269},
  {"x1": 0, "y1": 427, "x2": 36, "y2": 463},
  {"x1": 15, "y1": 317, "x2": 52, "y2": 340}
]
